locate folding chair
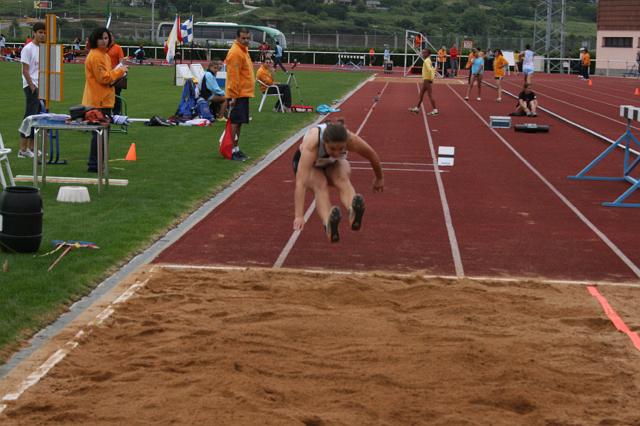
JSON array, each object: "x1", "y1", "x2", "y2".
[
  {"x1": 110, "y1": 95, "x2": 128, "y2": 134},
  {"x1": 257, "y1": 79, "x2": 285, "y2": 113},
  {"x1": 0, "y1": 132, "x2": 16, "y2": 189}
]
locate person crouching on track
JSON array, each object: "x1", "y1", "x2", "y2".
[
  {"x1": 510, "y1": 83, "x2": 538, "y2": 117},
  {"x1": 465, "y1": 49, "x2": 485, "y2": 101},
  {"x1": 292, "y1": 119, "x2": 384, "y2": 243},
  {"x1": 256, "y1": 58, "x2": 292, "y2": 112},
  {"x1": 409, "y1": 48, "x2": 438, "y2": 115}
]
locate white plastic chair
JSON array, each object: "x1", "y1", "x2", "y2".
[
  {"x1": 257, "y1": 79, "x2": 285, "y2": 113},
  {"x1": 0, "y1": 132, "x2": 16, "y2": 189}
]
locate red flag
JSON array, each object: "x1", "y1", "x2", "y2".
[{"x1": 219, "y1": 119, "x2": 233, "y2": 160}]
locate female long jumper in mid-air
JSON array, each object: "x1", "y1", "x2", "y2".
[{"x1": 292, "y1": 119, "x2": 384, "y2": 242}]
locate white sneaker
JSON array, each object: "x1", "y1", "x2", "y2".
[
  {"x1": 427, "y1": 109, "x2": 439, "y2": 116},
  {"x1": 408, "y1": 107, "x2": 420, "y2": 113},
  {"x1": 464, "y1": 96, "x2": 469, "y2": 101},
  {"x1": 476, "y1": 97, "x2": 482, "y2": 101},
  {"x1": 17, "y1": 149, "x2": 34, "y2": 159}
]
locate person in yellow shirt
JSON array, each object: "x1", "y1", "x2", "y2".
[
  {"x1": 225, "y1": 28, "x2": 255, "y2": 161},
  {"x1": 256, "y1": 58, "x2": 292, "y2": 112},
  {"x1": 493, "y1": 49, "x2": 509, "y2": 102},
  {"x1": 82, "y1": 27, "x2": 127, "y2": 172},
  {"x1": 409, "y1": 49, "x2": 438, "y2": 115},
  {"x1": 580, "y1": 47, "x2": 591, "y2": 80},
  {"x1": 437, "y1": 46, "x2": 447, "y2": 77}
]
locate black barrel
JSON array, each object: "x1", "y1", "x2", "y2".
[{"x1": 0, "y1": 186, "x2": 43, "y2": 253}]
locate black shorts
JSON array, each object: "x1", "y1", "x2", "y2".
[
  {"x1": 292, "y1": 149, "x2": 301, "y2": 174},
  {"x1": 21, "y1": 86, "x2": 41, "y2": 138},
  {"x1": 229, "y1": 97, "x2": 250, "y2": 124}
]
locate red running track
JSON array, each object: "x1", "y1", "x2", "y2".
[{"x1": 155, "y1": 75, "x2": 640, "y2": 283}]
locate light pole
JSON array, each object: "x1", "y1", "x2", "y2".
[{"x1": 150, "y1": 0, "x2": 155, "y2": 43}]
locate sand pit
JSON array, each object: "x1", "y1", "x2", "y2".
[{"x1": 2, "y1": 267, "x2": 640, "y2": 425}]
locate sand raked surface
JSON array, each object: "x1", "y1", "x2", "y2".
[{"x1": 2, "y1": 267, "x2": 640, "y2": 425}]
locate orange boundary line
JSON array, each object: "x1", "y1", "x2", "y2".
[{"x1": 587, "y1": 286, "x2": 640, "y2": 352}]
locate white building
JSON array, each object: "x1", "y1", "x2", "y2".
[{"x1": 596, "y1": 0, "x2": 640, "y2": 75}]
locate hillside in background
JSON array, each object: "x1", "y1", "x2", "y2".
[{"x1": 0, "y1": 0, "x2": 596, "y2": 43}]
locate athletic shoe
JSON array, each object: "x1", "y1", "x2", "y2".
[
  {"x1": 408, "y1": 107, "x2": 419, "y2": 113},
  {"x1": 496, "y1": 98, "x2": 502, "y2": 103},
  {"x1": 427, "y1": 109, "x2": 439, "y2": 116},
  {"x1": 237, "y1": 150, "x2": 249, "y2": 160},
  {"x1": 464, "y1": 96, "x2": 469, "y2": 101},
  {"x1": 476, "y1": 97, "x2": 481, "y2": 101},
  {"x1": 17, "y1": 150, "x2": 33, "y2": 159},
  {"x1": 231, "y1": 152, "x2": 246, "y2": 162},
  {"x1": 530, "y1": 113, "x2": 538, "y2": 117},
  {"x1": 349, "y1": 194, "x2": 365, "y2": 231},
  {"x1": 325, "y1": 206, "x2": 341, "y2": 243}
]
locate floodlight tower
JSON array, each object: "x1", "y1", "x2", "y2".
[{"x1": 533, "y1": 0, "x2": 566, "y2": 73}]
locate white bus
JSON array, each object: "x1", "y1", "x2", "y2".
[{"x1": 157, "y1": 21, "x2": 287, "y2": 48}]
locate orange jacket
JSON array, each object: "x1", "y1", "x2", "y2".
[
  {"x1": 225, "y1": 41, "x2": 255, "y2": 99},
  {"x1": 582, "y1": 52, "x2": 591, "y2": 66},
  {"x1": 256, "y1": 65, "x2": 273, "y2": 93},
  {"x1": 107, "y1": 43, "x2": 124, "y2": 69},
  {"x1": 82, "y1": 47, "x2": 125, "y2": 108}
]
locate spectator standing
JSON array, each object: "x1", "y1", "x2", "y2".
[
  {"x1": 383, "y1": 46, "x2": 391, "y2": 65},
  {"x1": 465, "y1": 50, "x2": 485, "y2": 101},
  {"x1": 580, "y1": 47, "x2": 591, "y2": 80},
  {"x1": 17, "y1": 22, "x2": 45, "y2": 159},
  {"x1": 516, "y1": 50, "x2": 524, "y2": 75},
  {"x1": 273, "y1": 40, "x2": 287, "y2": 73},
  {"x1": 200, "y1": 59, "x2": 228, "y2": 120},
  {"x1": 73, "y1": 37, "x2": 81, "y2": 51},
  {"x1": 465, "y1": 48, "x2": 477, "y2": 84},
  {"x1": 449, "y1": 43, "x2": 458, "y2": 77},
  {"x1": 256, "y1": 58, "x2": 292, "y2": 112},
  {"x1": 0, "y1": 34, "x2": 5, "y2": 54},
  {"x1": 225, "y1": 28, "x2": 255, "y2": 162},
  {"x1": 107, "y1": 31, "x2": 125, "y2": 115},
  {"x1": 522, "y1": 44, "x2": 535, "y2": 84},
  {"x1": 369, "y1": 47, "x2": 375, "y2": 66},
  {"x1": 82, "y1": 27, "x2": 127, "y2": 172},
  {"x1": 437, "y1": 46, "x2": 447, "y2": 77},
  {"x1": 493, "y1": 49, "x2": 509, "y2": 102},
  {"x1": 409, "y1": 48, "x2": 438, "y2": 115},
  {"x1": 259, "y1": 41, "x2": 269, "y2": 63}
]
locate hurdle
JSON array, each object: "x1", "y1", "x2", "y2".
[
  {"x1": 403, "y1": 29, "x2": 443, "y2": 78},
  {"x1": 568, "y1": 105, "x2": 640, "y2": 208},
  {"x1": 333, "y1": 53, "x2": 365, "y2": 71}
]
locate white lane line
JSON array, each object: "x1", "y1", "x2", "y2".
[
  {"x1": 272, "y1": 82, "x2": 390, "y2": 269},
  {"x1": 448, "y1": 85, "x2": 640, "y2": 279},
  {"x1": 502, "y1": 80, "x2": 640, "y2": 131},
  {"x1": 0, "y1": 278, "x2": 150, "y2": 414},
  {"x1": 156, "y1": 263, "x2": 640, "y2": 288},
  {"x1": 416, "y1": 84, "x2": 464, "y2": 278},
  {"x1": 351, "y1": 167, "x2": 446, "y2": 173},
  {"x1": 350, "y1": 161, "x2": 433, "y2": 166},
  {"x1": 2, "y1": 349, "x2": 68, "y2": 402}
]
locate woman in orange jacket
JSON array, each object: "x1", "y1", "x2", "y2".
[{"x1": 83, "y1": 27, "x2": 127, "y2": 172}]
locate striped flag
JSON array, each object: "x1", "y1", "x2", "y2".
[
  {"x1": 181, "y1": 16, "x2": 194, "y2": 44},
  {"x1": 164, "y1": 15, "x2": 182, "y2": 63}
]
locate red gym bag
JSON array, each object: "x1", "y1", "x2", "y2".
[{"x1": 219, "y1": 119, "x2": 233, "y2": 160}]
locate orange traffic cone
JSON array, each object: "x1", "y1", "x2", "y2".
[
  {"x1": 635, "y1": 88, "x2": 640, "y2": 96},
  {"x1": 588, "y1": 79, "x2": 593, "y2": 87},
  {"x1": 124, "y1": 143, "x2": 137, "y2": 161}
]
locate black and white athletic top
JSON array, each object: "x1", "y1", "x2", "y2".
[{"x1": 314, "y1": 123, "x2": 347, "y2": 168}]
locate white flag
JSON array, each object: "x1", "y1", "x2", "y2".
[{"x1": 164, "y1": 15, "x2": 181, "y2": 63}]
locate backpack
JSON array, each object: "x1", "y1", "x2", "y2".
[
  {"x1": 176, "y1": 79, "x2": 197, "y2": 119},
  {"x1": 196, "y1": 98, "x2": 214, "y2": 121},
  {"x1": 199, "y1": 70, "x2": 214, "y2": 101}
]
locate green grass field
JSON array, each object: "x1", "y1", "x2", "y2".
[{"x1": 0, "y1": 61, "x2": 369, "y2": 361}]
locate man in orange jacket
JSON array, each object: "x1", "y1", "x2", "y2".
[{"x1": 225, "y1": 28, "x2": 255, "y2": 161}]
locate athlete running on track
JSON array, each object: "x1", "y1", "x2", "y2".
[{"x1": 292, "y1": 119, "x2": 384, "y2": 242}]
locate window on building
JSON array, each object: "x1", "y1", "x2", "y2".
[{"x1": 603, "y1": 37, "x2": 632, "y2": 48}]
